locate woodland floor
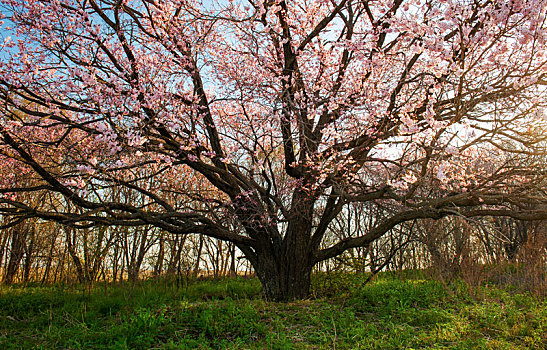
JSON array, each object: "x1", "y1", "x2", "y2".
[{"x1": 0, "y1": 270, "x2": 546, "y2": 349}]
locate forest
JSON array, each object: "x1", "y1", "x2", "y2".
[{"x1": 0, "y1": 0, "x2": 546, "y2": 348}]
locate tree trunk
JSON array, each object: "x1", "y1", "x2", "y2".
[
  {"x1": 22, "y1": 226, "x2": 35, "y2": 283},
  {"x1": 253, "y1": 248, "x2": 313, "y2": 301},
  {"x1": 243, "y1": 191, "x2": 316, "y2": 301},
  {"x1": 128, "y1": 228, "x2": 150, "y2": 281},
  {"x1": 228, "y1": 242, "x2": 236, "y2": 276},
  {"x1": 250, "y1": 227, "x2": 314, "y2": 300},
  {"x1": 41, "y1": 229, "x2": 58, "y2": 284},
  {"x1": 5, "y1": 228, "x2": 26, "y2": 284},
  {"x1": 65, "y1": 227, "x2": 86, "y2": 283},
  {"x1": 154, "y1": 234, "x2": 165, "y2": 276},
  {"x1": 193, "y1": 235, "x2": 204, "y2": 277}
]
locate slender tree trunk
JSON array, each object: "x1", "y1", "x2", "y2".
[
  {"x1": 5, "y1": 227, "x2": 27, "y2": 284},
  {"x1": 215, "y1": 240, "x2": 222, "y2": 278},
  {"x1": 154, "y1": 234, "x2": 165, "y2": 276},
  {"x1": 166, "y1": 235, "x2": 181, "y2": 276},
  {"x1": 129, "y1": 228, "x2": 150, "y2": 281},
  {"x1": 229, "y1": 242, "x2": 236, "y2": 276},
  {"x1": 41, "y1": 230, "x2": 58, "y2": 284},
  {"x1": 0, "y1": 228, "x2": 8, "y2": 276},
  {"x1": 90, "y1": 227, "x2": 107, "y2": 282},
  {"x1": 193, "y1": 235, "x2": 204, "y2": 277},
  {"x1": 112, "y1": 236, "x2": 120, "y2": 282},
  {"x1": 65, "y1": 227, "x2": 86, "y2": 283},
  {"x1": 23, "y1": 226, "x2": 35, "y2": 283}
]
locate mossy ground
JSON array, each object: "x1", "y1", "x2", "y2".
[{"x1": 1, "y1": 271, "x2": 546, "y2": 349}]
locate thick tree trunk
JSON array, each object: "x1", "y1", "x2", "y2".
[
  {"x1": 243, "y1": 190, "x2": 317, "y2": 301},
  {"x1": 253, "y1": 251, "x2": 313, "y2": 301},
  {"x1": 251, "y1": 229, "x2": 314, "y2": 300}
]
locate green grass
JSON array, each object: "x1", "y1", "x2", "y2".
[{"x1": 1, "y1": 272, "x2": 546, "y2": 349}]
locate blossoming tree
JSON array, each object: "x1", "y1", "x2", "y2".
[{"x1": 0, "y1": 0, "x2": 546, "y2": 300}]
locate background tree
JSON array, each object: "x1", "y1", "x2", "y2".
[{"x1": 0, "y1": 0, "x2": 546, "y2": 300}]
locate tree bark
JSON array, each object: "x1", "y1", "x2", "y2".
[
  {"x1": 250, "y1": 227, "x2": 314, "y2": 300},
  {"x1": 193, "y1": 235, "x2": 204, "y2": 277},
  {"x1": 253, "y1": 246, "x2": 313, "y2": 301},
  {"x1": 4, "y1": 227, "x2": 26, "y2": 284},
  {"x1": 65, "y1": 227, "x2": 86, "y2": 283},
  {"x1": 22, "y1": 226, "x2": 35, "y2": 283}
]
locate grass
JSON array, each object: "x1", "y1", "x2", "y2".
[{"x1": 0, "y1": 272, "x2": 546, "y2": 349}]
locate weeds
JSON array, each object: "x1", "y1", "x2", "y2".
[{"x1": 0, "y1": 273, "x2": 546, "y2": 349}]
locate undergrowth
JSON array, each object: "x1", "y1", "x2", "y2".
[{"x1": 0, "y1": 272, "x2": 546, "y2": 349}]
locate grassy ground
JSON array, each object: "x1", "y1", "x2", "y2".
[{"x1": 0, "y1": 271, "x2": 546, "y2": 349}]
